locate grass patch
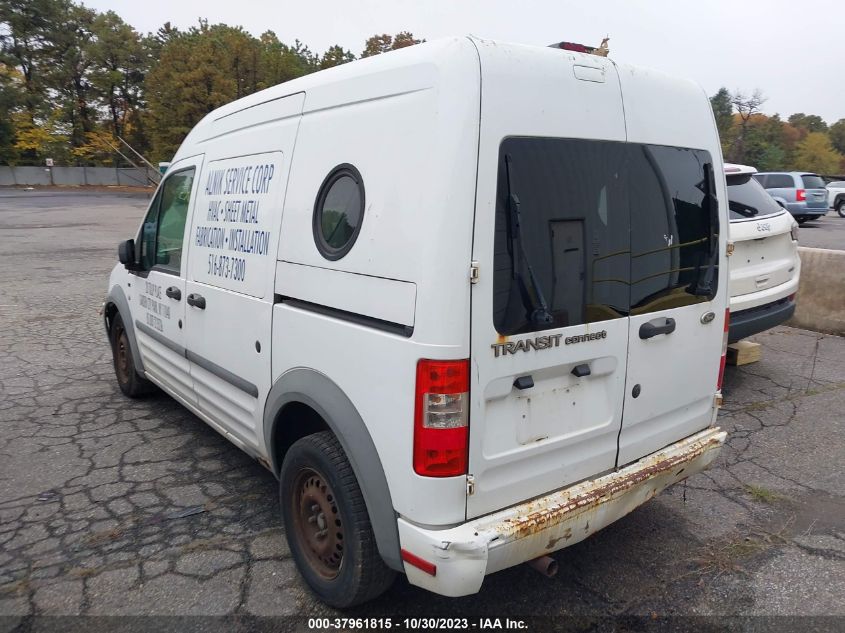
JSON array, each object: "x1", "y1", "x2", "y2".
[{"x1": 745, "y1": 484, "x2": 782, "y2": 504}]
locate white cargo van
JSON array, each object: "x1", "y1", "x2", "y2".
[{"x1": 103, "y1": 37, "x2": 729, "y2": 607}]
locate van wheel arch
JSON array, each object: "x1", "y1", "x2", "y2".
[
  {"x1": 264, "y1": 369, "x2": 402, "y2": 572},
  {"x1": 104, "y1": 286, "x2": 145, "y2": 376}
]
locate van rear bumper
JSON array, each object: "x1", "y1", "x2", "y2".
[{"x1": 397, "y1": 426, "x2": 726, "y2": 597}]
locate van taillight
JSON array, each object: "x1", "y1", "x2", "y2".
[
  {"x1": 717, "y1": 309, "x2": 730, "y2": 391},
  {"x1": 413, "y1": 359, "x2": 470, "y2": 477},
  {"x1": 796, "y1": 189, "x2": 806, "y2": 202}
]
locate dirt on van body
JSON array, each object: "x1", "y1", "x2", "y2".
[{"x1": 0, "y1": 190, "x2": 843, "y2": 627}]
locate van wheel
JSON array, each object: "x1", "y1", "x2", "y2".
[
  {"x1": 280, "y1": 431, "x2": 395, "y2": 608},
  {"x1": 110, "y1": 313, "x2": 155, "y2": 398},
  {"x1": 836, "y1": 200, "x2": 845, "y2": 218}
]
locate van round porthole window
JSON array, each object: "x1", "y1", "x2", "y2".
[{"x1": 313, "y1": 164, "x2": 365, "y2": 260}]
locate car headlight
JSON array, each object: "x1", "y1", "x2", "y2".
[{"x1": 790, "y1": 223, "x2": 799, "y2": 241}]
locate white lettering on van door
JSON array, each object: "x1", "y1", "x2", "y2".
[{"x1": 190, "y1": 153, "x2": 282, "y2": 298}]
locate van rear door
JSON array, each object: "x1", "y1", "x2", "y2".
[
  {"x1": 617, "y1": 146, "x2": 724, "y2": 465},
  {"x1": 613, "y1": 68, "x2": 727, "y2": 466},
  {"x1": 467, "y1": 42, "x2": 629, "y2": 518}
]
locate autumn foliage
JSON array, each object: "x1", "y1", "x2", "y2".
[{"x1": 0, "y1": 0, "x2": 423, "y2": 165}]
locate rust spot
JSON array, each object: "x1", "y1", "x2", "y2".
[
  {"x1": 493, "y1": 434, "x2": 722, "y2": 541},
  {"x1": 497, "y1": 333, "x2": 508, "y2": 344},
  {"x1": 546, "y1": 527, "x2": 573, "y2": 549}
]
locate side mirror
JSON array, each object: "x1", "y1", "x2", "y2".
[{"x1": 118, "y1": 239, "x2": 136, "y2": 268}]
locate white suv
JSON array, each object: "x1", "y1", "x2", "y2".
[
  {"x1": 103, "y1": 37, "x2": 729, "y2": 607},
  {"x1": 725, "y1": 164, "x2": 800, "y2": 342},
  {"x1": 827, "y1": 180, "x2": 845, "y2": 217}
]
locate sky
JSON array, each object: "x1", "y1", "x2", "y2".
[{"x1": 83, "y1": 0, "x2": 843, "y2": 124}]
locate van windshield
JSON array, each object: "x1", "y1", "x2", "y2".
[
  {"x1": 493, "y1": 138, "x2": 718, "y2": 336},
  {"x1": 726, "y1": 173, "x2": 784, "y2": 221}
]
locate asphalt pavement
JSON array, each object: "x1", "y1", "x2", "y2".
[
  {"x1": 0, "y1": 190, "x2": 843, "y2": 627},
  {"x1": 795, "y1": 209, "x2": 845, "y2": 250}
]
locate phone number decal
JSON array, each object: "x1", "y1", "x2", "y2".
[{"x1": 207, "y1": 253, "x2": 246, "y2": 282}]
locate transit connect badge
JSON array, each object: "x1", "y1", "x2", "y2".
[{"x1": 491, "y1": 330, "x2": 607, "y2": 357}]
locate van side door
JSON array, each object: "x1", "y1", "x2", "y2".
[
  {"x1": 130, "y1": 157, "x2": 203, "y2": 405},
  {"x1": 183, "y1": 151, "x2": 290, "y2": 452}
]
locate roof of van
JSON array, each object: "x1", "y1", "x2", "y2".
[
  {"x1": 173, "y1": 36, "x2": 711, "y2": 162},
  {"x1": 175, "y1": 37, "x2": 477, "y2": 154}
]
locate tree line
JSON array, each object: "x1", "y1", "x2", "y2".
[
  {"x1": 0, "y1": 0, "x2": 421, "y2": 165},
  {"x1": 2, "y1": 0, "x2": 843, "y2": 175},
  {"x1": 710, "y1": 88, "x2": 845, "y2": 176}
]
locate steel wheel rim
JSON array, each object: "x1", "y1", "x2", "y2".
[
  {"x1": 115, "y1": 329, "x2": 131, "y2": 384},
  {"x1": 291, "y1": 467, "x2": 344, "y2": 580}
]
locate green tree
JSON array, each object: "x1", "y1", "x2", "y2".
[
  {"x1": 828, "y1": 119, "x2": 845, "y2": 155},
  {"x1": 0, "y1": 0, "x2": 67, "y2": 121},
  {"x1": 320, "y1": 45, "x2": 355, "y2": 70},
  {"x1": 726, "y1": 89, "x2": 766, "y2": 163},
  {"x1": 361, "y1": 32, "x2": 422, "y2": 58},
  {"x1": 42, "y1": 1, "x2": 98, "y2": 153},
  {"x1": 89, "y1": 11, "x2": 148, "y2": 142},
  {"x1": 709, "y1": 87, "x2": 733, "y2": 154},
  {"x1": 0, "y1": 65, "x2": 22, "y2": 162},
  {"x1": 258, "y1": 31, "x2": 317, "y2": 87},
  {"x1": 788, "y1": 113, "x2": 828, "y2": 133},
  {"x1": 145, "y1": 22, "x2": 286, "y2": 160},
  {"x1": 792, "y1": 132, "x2": 842, "y2": 174}
]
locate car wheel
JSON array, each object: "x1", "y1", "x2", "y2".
[
  {"x1": 796, "y1": 217, "x2": 807, "y2": 225},
  {"x1": 110, "y1": 313, "x2": 155, "y2": 398},
  {"x1": 837, "y1": 200, "x2": 845, "y2": 218},
  {"x1": 280, "y1": 431, "x2": 395, "y2": 608}
]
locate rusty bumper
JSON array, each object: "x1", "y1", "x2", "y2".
[{"x1": 397, "y1": 426, "x2": 726, "y2": 597}]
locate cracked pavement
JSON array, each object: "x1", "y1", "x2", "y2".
[{"x1": 0, "y1": 190, "x2": 843, "y2": 621}]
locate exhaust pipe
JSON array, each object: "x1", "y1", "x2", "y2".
[{"x1": 527, "y1": 555, "x2": 558, "y2": 577}]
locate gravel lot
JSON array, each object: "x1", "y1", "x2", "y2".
[{"x1": 1, "y1": 190, "x2": 843, "y2": 627}]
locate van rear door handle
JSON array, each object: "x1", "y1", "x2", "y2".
[
  {"x1": 186, "y1": 293, "x2": 206, "y2": 309},
  {"x1": 165, "y1": 286, "x2": 181, "y2": 301},
  {"x1": 571, "y1": 363, "x2": 591, "y2": 378},
  {"x1": 639, "y1": 317, "x2": 676, "y2": 339}
]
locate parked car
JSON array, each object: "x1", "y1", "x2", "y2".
[
  {"x1": 103, "y1": 37, "x2": 729, "y2": 607},
  {"x1": 752, "y1": 171, "x2": 828, "y2": 223},
  {"x1": 725, "y1": 164, "x2": 800, "y2": 343},
  {"x1": 827, "y1": 180, "x2": 845, "y2": 217}
]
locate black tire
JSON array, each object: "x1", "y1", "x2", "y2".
[
  {"x1": 280, "y1": 431, "x2": 395, "y2": 608},
  {"x1": 110, "y1": 313, "x2": 155, "y2": 398},
  {"x1": 796, "y1": 217, "x2": 807, "y2": 225},
  {"x1": 836, "y1": 200, "x2": 845, "y2": 218}
]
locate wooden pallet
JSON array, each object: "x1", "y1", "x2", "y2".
[{"x1": 726, "y1": 340, "x2": 761, "y2": 366}]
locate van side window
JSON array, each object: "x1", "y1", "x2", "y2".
[
  {"x1": 313, "y1": 164, "x2": 365, "y2": 260},
  {"x1": 628, "y1": 145, "x2": 717, "y2": 314},
  {"x1": 139, "y1": 168, "x2": 195, "y2": 274},
  {"x1": 492, "y1": 138, "x2": 718, "y2": 335},
  {"x1": 766, "y1": 174, "x2": 794, "y2": 188}
]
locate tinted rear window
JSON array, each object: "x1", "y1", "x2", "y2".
[
  {"x1": 801, "y1": 174, "x2": 826, "y2": 189},
  {"x1": 493, "y1": 138, "x2": 718, "y2": 335},
  {"x1": 726, "y1": 174, "x2": 784, "y2": 220},
  {"x1": 764, "y1": 174, "x2": 795, "y2": 189}
]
